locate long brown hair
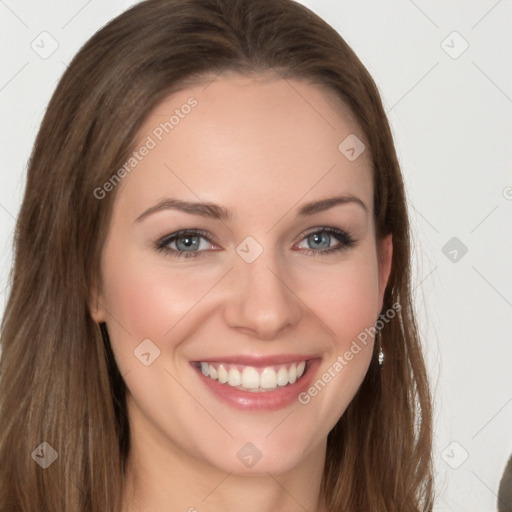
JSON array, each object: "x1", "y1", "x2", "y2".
[{"x1": 0, "y1": 0, "x2": 433, "y2": 510}]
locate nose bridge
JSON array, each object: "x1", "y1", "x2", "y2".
[{"x1": 224, "y1": 241, "x2": 302, "y2": 339}]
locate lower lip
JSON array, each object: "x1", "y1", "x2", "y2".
[{"x1": 191, "y1": 358, "x2": 322, "y2": 411}]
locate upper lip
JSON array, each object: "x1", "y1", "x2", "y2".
[{"x1": 191, "y1": 354, "x2": 317, "y2": 367}]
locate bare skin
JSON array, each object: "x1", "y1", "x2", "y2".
[{"x1": 91, "y1": 71, "x2": 392, "y2": 512}]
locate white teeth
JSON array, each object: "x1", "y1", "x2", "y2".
[
  {"x1": 297, "y1": 361, "x2": 306, "y2": 378},
  {"x1": 289, "y1": 364, "x2": 297, "y2": 384},
  {"x1": 276, "y1": 366, "x2": 289, "y2": 386},
  {"x1": 241, "y1": 367, "x2": 260, "y2": 389},
  {"x1": 198, "y1": 361, "x2": 308, "y2": 390},
  {"x1": 260, "y1": 368, "x2": 277, "y2": 389},
  {"x1": 227, "y1": 367, "x2": 242, "y2": 387},
  {"x1": 218, "y1": 364, "x2": 228, "y2": 384}
]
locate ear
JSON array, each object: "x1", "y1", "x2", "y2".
[
  {"x1": 377, "y1": 234, "x2": 393, "y2": 311},
  {"x1": 89, "y1": 282, "x2": 107, "y2": 324}
]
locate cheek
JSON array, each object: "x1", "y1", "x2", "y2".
[
  {"x1": 99, "y1": 245, "x2": 222, "y2": 364},
  {"x1": 104, "y1": 262, "x2": 198, "y2": 333},
  {"x1": 299, "y1": 252, "x2": 381, "y2": 344},
  {"x1": 296, "y1": 254, "x2": 380, "y2": 423}
]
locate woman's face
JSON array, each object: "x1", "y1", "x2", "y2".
[{"x1": 91, "y1": 72, "x2": 392, "y2": 475}]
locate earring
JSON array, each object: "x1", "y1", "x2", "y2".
[{"x1": 377, "y1": 331, "x2": 384, "y2": 368}]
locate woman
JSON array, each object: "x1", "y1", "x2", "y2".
[{"x1": 0, "y1": 0, "x2": 433, "y2": 510}]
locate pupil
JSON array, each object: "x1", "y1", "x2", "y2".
[
  {"x1": 309, "y1": 232, "x2": 330, "y2": 249},
  {"x1": 177, "y1": 236, "x2": 199, "y2": 251}
]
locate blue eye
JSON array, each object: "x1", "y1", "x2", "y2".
[
  {"x1": 295, "y1": 228, "x2": 355, "y2": 256},
  {"x1": 156, "y1": 229, "x2": 217, "y2": 258},
  {"x1": 155, "y1": 227, "x2": 355, "y2": 259}
]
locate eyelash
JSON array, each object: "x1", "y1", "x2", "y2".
[{"x1": 155, "y1": 227, "x2": 356, "y2": 259}]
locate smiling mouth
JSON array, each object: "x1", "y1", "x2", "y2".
[{"x1": 191, "y1": 360, "x2": 311, "y2": 392}]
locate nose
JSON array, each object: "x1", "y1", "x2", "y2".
[{"x1": 223, "y1": 250, "x2": 303, "y2": 340}]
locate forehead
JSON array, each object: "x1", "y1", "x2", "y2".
[{"x1": 114, "y1": 72, "x2": 373, "y2": 219}]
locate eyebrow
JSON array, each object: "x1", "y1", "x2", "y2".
[{"x1": 135, "y1": 194, "x2": 367, "y2": 222}]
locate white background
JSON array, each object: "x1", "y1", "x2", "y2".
[{"x1": 1, "y1": 1, "x2": 511, "y2": 510}]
